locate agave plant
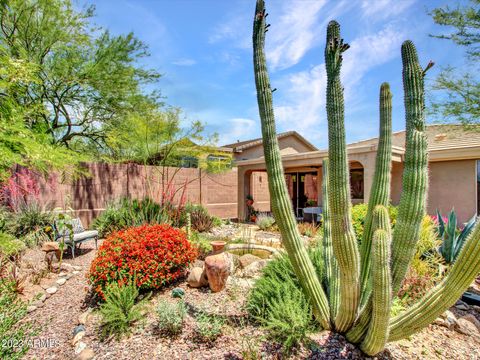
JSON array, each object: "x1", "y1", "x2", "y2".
[
  {"x1": 436, "y1": 209, "x2": 476, "y2": 264},
  {"x1": 252, "y1": 0, "x2": 480, "y2": 355}
]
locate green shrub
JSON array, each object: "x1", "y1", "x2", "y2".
[
  {"x1": 212, "y1": 216, "x2": 223, "y2": 227},
  {"x1": 0, "y1": 232, "x2": 25, "y2": 259},
  {"x1": 195, "y1": 312, "x2": 224, "y2": 342},
  {"x1": 256, "y1": 213, "x2": 275, "y2": 231},
  {"x1": 99, "y1": 280, "x2": 149, "y2": 339},
  {"x1": 156, "y1": 300, "x2": 187, "y2": 335},
  {"x1": 247, "y1": 249, "x2": 323, "y2": 352},
  {"x1": 188, "y1": 231, "x2": 213, "y2": 259},
  {"x1": 11, "y1": 202, "x2": 53, "y2": 238},
  {"x1": 351, "y1": 203, "x2": 397, "y2": 240},
  {"x1": 0, "y1": 280, "x2": 37, "y2": 360}
]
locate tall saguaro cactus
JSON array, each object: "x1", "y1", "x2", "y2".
[{"x1": 252, "y1": 0, "x2": 480, "y2": 355}]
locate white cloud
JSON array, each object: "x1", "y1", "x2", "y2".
[
  {"x1": 360, "y1": 0, "x2": 415, "y2": 20},
  {"x1": 172, "y1": 58, "x2": 196, "y2": 66},
  {"x1": 273, "y1": 25, "x2": 406, "y2": 146},
  {"x1": 218, "y1": 118, "x2": 258, "y2": 145}
]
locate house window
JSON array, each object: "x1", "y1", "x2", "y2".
[{"x1": 180, "y1": 156, "x2": 198, "y2": 168}]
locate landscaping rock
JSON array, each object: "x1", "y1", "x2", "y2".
[
  {"x1": 456, "y1": 302, "x2": 470, "y2": 311},
  {"x1": 239, "y1": 254, "x2": 261, "y2": 269},
  {"x1": 460, "y1": 314, "x2": 480, "y2": 332},
  {"x1": 78, "y1": 309, "x2": 93, "y2": 325},
  {"x1": 455, "y1": 317, "x2": 480, "y2": 336},
  {"x1": 242, "y1": 260, "x2": 267, "y2": 278},
  {"x1": 171, "y1": 287, "x2": 185, "y2": 298},
  {"x1": 73, "y1": 270, "x2": 80, "y2": 275},
  {"x1": 37, "y1": 293, "x2": 47, "y2": 303},
  {"x1": 73, "y1": 265, "x2": 82, "y2": 271},
  {"x1": 46, "y1": 286, "x2": 58, "y2": 295},
  {"x1": 27, "y1": 305, "x2": 37, "y2": 313},
  {"x1": 41, "y1": 242, "x2": 60, "y2": 252},
  {"x1": 75, "y1": 341, "x2": 87, "y2": 355},
  {"x1": 205, "y1": 252, "x2": 231, "y2": 292},
  {"x1": 58, "y1": 272, "x2": 68, "y2": 277},
  {"x1": 56, "y1": 278, "x2": 67, "y2": 286},
  {"x1": 76, "y1": 348, "x2": 95, "y2": 360},
  {"x1": 187, "y1": 267, "x2": 208, "y2": 288},
  {"x1": 72, "y1": 331, "x2": 85, "y2": 346},
  {"x1": 33, "y1": 301, "x2": 45, "y2": 308},
  {"x1": 73, "y1": 325, "x2": 86, "y2": 336},
  {"x1": 192, "y1": 259, "x2": 205, "y2": 268},
  {"x1": 441, "y1": 310, "x2": 458, "y2": 329}
]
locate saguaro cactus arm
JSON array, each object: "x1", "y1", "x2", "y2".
[
  {"x1": 322, "y1": 158, "x2": 340, "y2": 320},
  {"x1": 360, "y1": 228, "x2": 392, "y2": 356},
  {"x1": 252, "y1": 0, "x2": 330, "y2": 329},
  {"x1": 359, "y1": 82, "x2": 393, "y2": 301},
  {"x1": 325, "y1": 20, "x2": 360, "y2": 332},
  {"x1": 389, "y1": 219, "x2": 480, "y2": 341},
  {"x1": 391, "y1": 41, "x2": 430, "y2": 295}
]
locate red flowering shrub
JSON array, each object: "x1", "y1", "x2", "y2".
[{"x1": 89, "y1": 224, "x2": 197, "y2": 298}]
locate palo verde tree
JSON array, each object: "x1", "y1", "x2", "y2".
[{"x1": 253, "y1": 0, "x2": 480, "y2": 355}]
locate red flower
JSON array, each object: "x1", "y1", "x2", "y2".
[{"x1": 88, "y1": 224, "x2": 197, "y2": 298}]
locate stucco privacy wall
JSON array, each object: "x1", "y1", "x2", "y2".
[
  {"x1": 31, "y1": 163, "x2": 238, "y2": 227},
  {"x1": 386, "y1": 160, "x2": 477, "y2": 224}
]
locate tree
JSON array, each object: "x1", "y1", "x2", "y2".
[
  {"x1": 429, "y1": 1, "x2": 480, "y2": 126},
  {"x1": 0, "y1": 0, "x2": 160, "y2": 149}
]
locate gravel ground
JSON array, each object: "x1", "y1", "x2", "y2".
[{"x1": 18, "y1": 240, "x2": 480, "y2": 360}]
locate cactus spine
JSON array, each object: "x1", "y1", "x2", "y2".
[
  {"x1": 252, "y1": 0, "x2": 330, "y2": 330},
  {"x1": 325, "y1": 20, "x2": 360, "y2": 332},
  {"x1": 322, "y1": 158, "x2": 340, "y2": 319},
  {"x1": 251, "y1": 0, "x2": 480, "y2": 355}
]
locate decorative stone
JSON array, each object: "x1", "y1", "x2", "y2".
[
  {"x1": 27, "y1": 305, "x2": 37, "y2": 313},
  {"x1": 74, "y1": 341, "x2": 87, "y2": 355},
  {"x1": 205, "y1": 252, "x2": 231, "y2": 292},
  {"x1": 76, "y1": 348, "x2": 95, "y2": 360},
  {"x1": 73, "y1": 270, "x2": 80, "y2": 275},
  {"x1": 46, "y1": 287, "x2": 58, "y2": 295},
  {"x1": 72, "y1": 331, "x2": 85, "y2": 346},
  {"x1": 171, "y1": 287, "x2": 185, "y2": 298},
  {"x1": 239, "y1": 254, "x2": 261, "y2": 269},
  {"x1": 72, "y1": 265, "x2": 82, "y2": 271},
  {"x1": 41, "y1": 242, "x2": 60, "y2": 252},
  {"x1": 242, "y1": 260, "x2": 267, "y2": 278},
  {"x1": 58, "y1": 272, "x2": 68, "y2": 277},
  {"x1": 73, "y1": 325, "x2": 86, "y2": 337},
  {"x1": 441, "y1": 310, "x2": 458, "y2": 329},
  {"x1": 455, "y1": 317, "x2": 480, "y2": 336},
  {"x1": 187, "y1": 267, "x2": 209, "y2": 288},
  {"x1": 41, "y1": 283, "x2": 51, "y2": 290},
  {"x1": 33, "y1": 301, "x2": 45, "y2": 308},
  {"x1": 56, "y1": 278, "x2": 67, "y2": 286},
  {"x1": 460, "y1": 314, "x2": 480, "y2": 332},
  {"x1": 456, "y1": 302, "x2": 470, "y2": 311},
  {"x1": 192, "y1": 259, "x2": 205, "y2": 268},
  {"x1": 78, "y1": 309, "x2": 93, "y2": 325},
  {"x1": 65, "y1": 273, "x2": 73, "y2": 280},
  {"x1": 37, "y1": 293, "x2": 47, "y2": 302}
]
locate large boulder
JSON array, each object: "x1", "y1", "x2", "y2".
[
  {"x1": 187, "y1": 267, "x2": 209, "y2": 288},
  {"x1": 41, "y1": 242, "x2": 60, "y2": 252},
  {"x1": 239, "y1": 254, "x2": 261, "y2": 269},
  {"x1": 205, "y1": 252, "x2": 231, "y2": 292},
  {"x1": 42, "y1": 241, "x2": 61, "y2": 262}
]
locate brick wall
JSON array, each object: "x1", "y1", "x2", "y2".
[{"x1": 26, "y1": 163, "x2": 238, "y2": 227}]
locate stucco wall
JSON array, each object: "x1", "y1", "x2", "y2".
[
  {"x1": 235, "y1": 136, "x2": 314, "y2": 161},
  {"x1": 390, "y1": 159, "x2": 477, "y2": 223}
]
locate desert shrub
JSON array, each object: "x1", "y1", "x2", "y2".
[
  {"x1": 212, "y1": 216, "x2": 223, "y2": 227},
  {"x1": 297, "y1": 222, "x2": 320, "y2": 238},
  {"x1": 0, "y1": 233, "x2": 25, "y2": 260},
  {"x1": 156, "y1": 300, "x2": 187, "y2": 335},
  {"x1": 195, "y1": 312, "x2": 224, "y2": 342},
  {"x1": 351, "y1": 203, "x2": 397, "y2": 240},
  {"x1": 0, "y1": 280, "x2": 37, "y2": 360},
  {"x1": 11, "y1": 202, "x2": 53, "y2": 238},
  {"x1": 93, "y1": 197, "x2": 185, "y2": 237},
  {"x1": 256, "y1": 213, "x2": 275, "y2": 231},
  {"x1": 188, "y1": 231, "x2": 213, "y2": 259},
  {"x1": 88, "y1": 224, "x2": 197, "y2": 298},
  {"x1": 398, "y1": 215, "x2": 445, "y2": 307},
  {"x1": 189, "y1": 207, "x2": 214, "y2": 233},
  {"x1": 99, "y1": 280, "x2": 149, "y2": 339},
  {"x1": 247, "y1": 249, "x2": 323, "y2": 352}
]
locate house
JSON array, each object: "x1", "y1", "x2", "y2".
[{"x1": 232, "y1": 125, "x2": 480, "y2": 223}]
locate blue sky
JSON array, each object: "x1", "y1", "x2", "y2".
[{"x1": 86, "y1": 0, "x2": 468, "y2": 149}]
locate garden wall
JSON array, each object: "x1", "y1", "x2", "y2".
[{"x1": 30, "y1": 163, "x2": 238, "y2": 227}]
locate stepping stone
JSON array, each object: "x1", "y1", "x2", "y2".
[
  {"x1": 27, "y1": 305, "x2": 37, "y2": 313},
  {"x1": 46, "y1": 287, "x2": 58, "y2": 295},
  {"x1": 56, "y1": 278, "x2": 67, "y2": 286}
]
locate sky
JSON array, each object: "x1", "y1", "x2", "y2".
[{"x1": 84, "y1": 0, "x2": 469, "y2": 149}]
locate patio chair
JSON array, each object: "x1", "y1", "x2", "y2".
[
  {"x1": 302, "y1": 207, "x2": 322, "y2": 223},
  {"x1": 54, "y1": 218, "x2": 98, "y2": 258}
]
